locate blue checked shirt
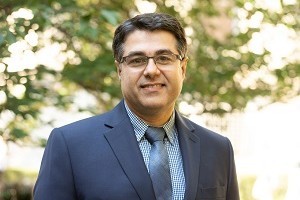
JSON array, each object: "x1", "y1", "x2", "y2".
[{"x1": 125, "y1": 103, "x2": 185, "y2": 200}]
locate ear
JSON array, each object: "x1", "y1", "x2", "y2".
[
  {"x1": 181, "y1": 57, "x2": 188, "y2": 79},
  {"x1": 115, "y1": 60, "x2": 122, "y2": 80}
]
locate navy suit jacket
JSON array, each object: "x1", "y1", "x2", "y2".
[{"x1": 34, "y1": 100, "x2": 239, "y2": 200}]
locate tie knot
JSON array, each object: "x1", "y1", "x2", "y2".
[{"x1": 145, "y1": 127, "x2": 166, "y2": 144}]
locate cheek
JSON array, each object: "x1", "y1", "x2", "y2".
[
  {"x1": 174, "y1": 74, "x2": 185, "y2": 93},
  {"x1": 120, "y1": 71, "x2": 139, "y2": 90},
  {"x1": 174, "y1": 71, "x2": 185, "y2": 84},
  {"x1": 120, "y1": 76, "x2": 130, "y2": 88}
]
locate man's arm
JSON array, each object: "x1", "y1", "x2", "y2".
[
  {"x1": 33, "y1": 128, "x2": 77, "y2": 200},
  {"x1": 226, "y1": 138, "x2": 240, "y2": 200}
]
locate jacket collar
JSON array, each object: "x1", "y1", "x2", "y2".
[
  {"x1": 175, "y1": 111, "x2": 201, "y2": 200},
  {"x1": 103, "y1": 100, "x2": 155, "y2": 200}
]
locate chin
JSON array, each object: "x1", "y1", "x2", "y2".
[
  {"x1": 143, "y1": 102, "x2": 163, "y2": 108},
  {"x1": 141, "y1": 99, "x2": 173, "y2": 111},
  {"x1": 139, "y1": 100, "x2": 163, "y2": 108}
]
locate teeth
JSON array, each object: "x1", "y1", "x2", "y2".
[
  {"x1": 148, "y1": 84, "x2": 160, "y2": 87},
  {"x1": 143, "y1": 84, "x2": 162, "y2": 88}
]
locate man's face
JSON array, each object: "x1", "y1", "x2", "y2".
[{"x1": 116, "y1": 30, "x2": 187, "y2": 120}]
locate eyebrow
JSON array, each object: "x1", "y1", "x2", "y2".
[
  {"x1": 155, "y1": 49, "x2": 175, "y2": 55},
  {"x1": 126, "y1": 49, "x2": 176, "y2": 57}
]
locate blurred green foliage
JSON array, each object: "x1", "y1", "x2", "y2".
[
  {"x1": 0, "y1": 169, "x2": 37, "y2": 200},
  {"x1": 0, "y1": 0, "x2": 299, "y2": 144},
  {"x1": 239, "y1": 175, "x2": 256, "y2": 200}
]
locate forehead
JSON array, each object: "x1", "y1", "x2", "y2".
[{"x1": 123, "y1": 30, "x2": 178, "y2": 55}]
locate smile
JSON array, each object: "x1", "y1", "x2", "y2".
[{"x1": 141, "y1": 83, "x2": 165, "y2": 88}]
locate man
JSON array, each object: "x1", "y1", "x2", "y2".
[{"x1": 34, "y1": 13, "x2": 239, "y2": 200}]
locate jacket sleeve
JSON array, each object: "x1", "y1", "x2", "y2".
[
  {"x1": 226, "y1": 138, "x2": 240, "y2": 200},
  {"x1": 33, "y1": 128, "x2": 77, "y2": 200}
]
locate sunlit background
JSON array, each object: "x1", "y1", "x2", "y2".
[{"x1": 0, "y1": 0, "x2": 300, "y2": 199}]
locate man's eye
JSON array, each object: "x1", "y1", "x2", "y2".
[
  {"x1": 128, "y1": 57, "x2": 146, "y2": 65},
  {"x1": 156, "y1": 55, "x2": 172, "y2": 63}
]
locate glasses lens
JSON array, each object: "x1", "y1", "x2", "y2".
[
  {"x1": 155, "y1": 54, "x2": 176, "y2": 65},
  {"x1": 126, "y1": 56, "x2": 147, "y2": 67}
]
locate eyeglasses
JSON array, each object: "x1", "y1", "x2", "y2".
[{"x1": 119, "y1": 52, "x2": 184, "y2": 69}]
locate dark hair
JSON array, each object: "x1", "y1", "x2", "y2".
[{"x1": 112, "y1": 13, "x2": 187, "y2": 62}]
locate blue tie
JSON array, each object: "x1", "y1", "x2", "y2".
[{"x1": 145, "y1": 126, "x2": 172, "y2": 200}]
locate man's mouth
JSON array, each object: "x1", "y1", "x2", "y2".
[{"x1": 141, "y1": 83, "x2": 165, "y2": 88}]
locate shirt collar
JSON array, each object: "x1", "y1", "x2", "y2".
[{"x1": 124, "y1": 101, "x2": 176, "y2": 145}]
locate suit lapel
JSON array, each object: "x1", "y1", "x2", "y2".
[
  {"x1": 103, "y1": 101, "x2": 155, "y2": 200},
  {"x1": 175, "y1": 112, "x2": 201, "y2": 200}
]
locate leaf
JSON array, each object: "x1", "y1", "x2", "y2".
[
  {"x1": 100, "y1": 9, "x2": 118, "y2": 25},
  {"x1": 11, "y1": 128, "x2": 28, "y2": 139},
  {"x1": 0, "y1": 34, "x2": 4, "y2": 45},
  {"x1": 6, "y1": 31, "x2": 17, "y2": 44}
]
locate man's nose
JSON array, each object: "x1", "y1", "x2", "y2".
[{"x1": 143, "y1": 58, "x2": 161, "y2": 77}]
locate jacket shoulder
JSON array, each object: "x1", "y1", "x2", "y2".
[
  {"x1": 181, "y1": 115, "x2": 229, "y2": 144},
  {"x1": 52, "y1": 101, "x2": 127, "y2": 139}
]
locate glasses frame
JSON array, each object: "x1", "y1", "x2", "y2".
[{"x1": 119, "y1": 52, "x2": 184, "y2": 68}]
